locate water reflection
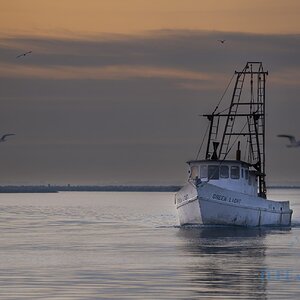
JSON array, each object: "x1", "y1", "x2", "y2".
[{"x1": 177, "y1": 226, "x2": 291, "y2": 299}]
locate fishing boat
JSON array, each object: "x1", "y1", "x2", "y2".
[{"x1": 175, "y1": 62, "x2": 293, "y2": 226}]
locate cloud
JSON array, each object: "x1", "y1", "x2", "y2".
[
  {"x1": 1, "y1": 30, "x2": 299, "y2": 99},
  {"x1": 1, "y1": 30, "x2": 299, "y2": 83},
  {"x1": 0, "y1": 30, "x2": 299, "y2": 184},
  {"x1": 270, "y1": 68, "x2": 300, "y2": 86},
  {"x1": 0, "y1": 62, "x2": 213, "y2": 82}
]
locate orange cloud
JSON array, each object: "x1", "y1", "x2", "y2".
[
  {"x1": 0, "y1": 0, "x2": 299, "y2": 38},
  {"x1": 0, "y1": 63, "x2": 212, "y2": 81},
  {"x1": 270, "y1": 69, "x2": 300, "y2": 86}
]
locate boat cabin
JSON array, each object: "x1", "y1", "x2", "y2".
[{"x1": 187, "y1": 160, "x2": 258, "y2": 196}]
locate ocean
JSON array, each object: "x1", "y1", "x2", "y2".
[{"x1": 0, "y1": 189, "x2": 299, "y2": 299}]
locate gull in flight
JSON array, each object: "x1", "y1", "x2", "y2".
[
  {"x1": 16, "y1": 51, "x2": 32, "y2": 59},
  {"x1": 277, "y1": 134, "x2": 300, "y2": 147},
  {"x1": 218, "y1": 39, "x2": 226, "y2": 44},
  {"x1": 0, "y1": 134, "x2": 15, "y2": 142}
]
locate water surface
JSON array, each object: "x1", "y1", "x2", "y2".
[{"x1": 0, "y1": 189, "x2": 299, "y2": 299}]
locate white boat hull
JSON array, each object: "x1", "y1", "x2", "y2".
[{"x1": 175, "y1": 182, "x2": 292, "y2": 227}]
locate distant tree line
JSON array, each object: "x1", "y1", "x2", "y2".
[{"x1": 0, "y1": 185, "x2": 182, "y2": 193}]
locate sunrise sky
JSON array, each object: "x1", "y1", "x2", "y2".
[
  {"x1": 0, "y1": 0, "x2": 299, "y2": 185},
  {"x1": 1, "y1": 1, "x2": 300, "y2": 36}
]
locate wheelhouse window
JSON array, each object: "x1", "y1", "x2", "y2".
[
  {"x1": 231, "y1": 166, "x2": 240, "y2": 179},
  {"x1": 208, "y1": 165, "x2": 219, "y2": 180},
  {"x1": 190, "y1": 166, "x2": 199, "y2": 179},
  {"x1": 241, "y1": 168, "x2": 244, "y2": 178},
  {"x1": 245, "y1": 169, "x2": 249, "y2": 180},
  {"x1": 200, "y1": 165, "x2": 208, "y2": 178},
  {"x1": 220, "y1": 165, "x2": 229, "y2": 178}
]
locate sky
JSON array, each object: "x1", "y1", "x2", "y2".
[{"x1": 0, "y1": 0, "x2": 299, "y2": 185}]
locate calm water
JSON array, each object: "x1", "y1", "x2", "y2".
[{"x1": 0, "y1": 189, "x2": 300, "y2": 299}]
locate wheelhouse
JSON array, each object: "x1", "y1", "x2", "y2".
[{"x1": 187, "y1": 160, "x2": 258, "y2": 196}]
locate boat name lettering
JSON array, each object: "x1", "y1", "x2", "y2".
[
  {"x1": 212, "y1": 193, "x2": 241, "y2": 204},
  {"x1": 212, "y1": 194, "x2": 227, "y2": 201}
]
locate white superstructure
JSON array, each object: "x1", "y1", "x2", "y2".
[{"x1": 175, "y1": 160, "x2": 292, "y2": 226}]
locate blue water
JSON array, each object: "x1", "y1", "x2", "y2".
[{"x1": 0, "y1": 189, "x2": 299, "y2": 299}]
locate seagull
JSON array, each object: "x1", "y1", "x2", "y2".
[
  {"x1": 277, "y1": 134, "x2": 300, "y2": 147},
  {"x1": 16, "y1": 51, "x2": 32, "y2": 59},
  {"x1": 0, "y1": 134, "x2": 15, "y2": 142},
  {"x1": 218, "y1": 39, "x2": 226, "y2": 44}
]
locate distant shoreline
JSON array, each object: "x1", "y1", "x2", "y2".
[
  {"x1": 0, "y1": 185, "x2": 299, "y2": 193},
  {"x1": 0, "y1": 185, "x2": 182, "y2": 193}
]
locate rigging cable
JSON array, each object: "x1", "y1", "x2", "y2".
[
  {"x1": 195, "y1": 73, "x2": 235, "y2": 161},
  {"x1": 195, "y1": 122, "x2": 210, "y2": 160},
  {"x1": 212, "y1": 73, "x2": 235, "y2": 114}
]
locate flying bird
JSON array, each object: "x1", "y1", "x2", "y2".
[
  {"x1": 277, "y1": 134, "x2": 300, "y2": 147},
  {"x1": 0, "y1": 134, "x2": 15, "y2": 142},
  {"x1": 218, "y1": 39, "x2": 226, "y2": 44},
  {"x1": 16, "y1": 51, "x2": 32, "y2": 59}
]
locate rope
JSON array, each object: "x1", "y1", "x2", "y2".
[
  {"x1": 216, "y1": 106, "x2": 230, "y2": 115},
  {"x1": 194, "y1": 73, "x2": 235, "y2": 162},
  {"x1": 212, "y1": 73, "x2": 235, "y2": 114},
  {"x1": 195, "y1": 122, "x2": 210, "y2": 160}
]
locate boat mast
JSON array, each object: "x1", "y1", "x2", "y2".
[{"x1": 204, "y1": 62, "x2": 268, "y2": 198}]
